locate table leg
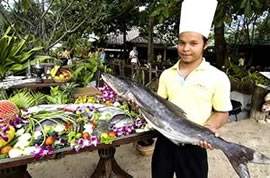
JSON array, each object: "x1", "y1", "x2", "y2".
[
  {"x1": 91, "y1": 147, "x2": 132, "y2": 178},
  {"x1": 0, "y1": 165, "x2": 32, "y2": 178}
]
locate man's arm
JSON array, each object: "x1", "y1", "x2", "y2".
[
  {"x1": 199, "y1": 111, "x2": 229, "y2": 150},
  {"x1": 205, "y1": 111, "x2": 229, "y2": 131}
]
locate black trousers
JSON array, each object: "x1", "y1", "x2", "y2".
[{"x1": 152, "y1": 136, "x2": 208, "y2": 178}]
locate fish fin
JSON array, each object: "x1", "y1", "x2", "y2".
[
  {"x1": 222, "y1": 142, "x2": 270, "y2": 178},
  {"x1": 139, "y1": 107, "x2": 187, "y2": 146}
]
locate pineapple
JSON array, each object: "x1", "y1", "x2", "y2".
[{"x1": 0, "y1": 100, "x2": 19, "y2": 123}]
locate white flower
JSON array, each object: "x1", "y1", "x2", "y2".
[
  {"x1": 8, "y1": 148, "x2": 24, "y2": 158},
  {"x1": 18, "y1": 133, "x2": 31, "y2": 142},
  {"x1": 113, "y1": 102, "x2": 121, "y2": 107},
  {"x1": 14, "y1": 140, "x2": 30, "y2": 149},
  {"x1": 83, "y1": 123, "x2": 93, "y2": 134},
  {"x1": 54, "y1": 124, "x2": 65, "y2": 132},
  {"x1": 23, "y1": 146, "x2": 36, "y2": 156},
  {"x1": 15, "y1": 128, "x2": 25, "y2": 137},
  {"x1": 33, "y1": 131, "x2": 42, "y2": 139}
]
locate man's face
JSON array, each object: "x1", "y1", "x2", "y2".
[{"x1": 177, "y1": 32, "x2": 207, "y2": 64}]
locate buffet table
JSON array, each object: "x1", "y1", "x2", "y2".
[{"x1": 0, "y1": 131, "x2": 159, "y2": 178}]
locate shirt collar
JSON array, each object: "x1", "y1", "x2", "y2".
[{"x1": 172, "y1": 58, "x2": 210, "y2": 71}]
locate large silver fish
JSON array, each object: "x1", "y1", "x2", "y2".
[{"x1": 101, "y1": 73, "x2": 270, "y2": 178}]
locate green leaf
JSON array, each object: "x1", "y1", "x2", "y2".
[
  {"x1": 8, "y1": 89, "x2": 35, "y2": 109},
  {"x1": 46, "y1": 96, "x2": 57, "y2": 104},
  {"x1": 9, "y1": 64, "x2": 24, "y2": 71},
  {"x1": 244, "y1": 1, "x2": 252, "y2": 17},
  {"x1": 84, "y1": 72, "x2": 95, "y2": 87},
  {"x1": 159, "y1": 15, "x2": 164, "y2": 24},
  {"x1": 11, "y1": 36, "x2": 28, "y2": 56},
  {"x1": 163, "y1": 8, "x2": 169, "y2": 18},
  {"x1": 252, "y1": 0, "x2": 262, "y2": 9},
  {"x1": 161, "y1": 0, "x2": 168, "y2": 5},
  {"x1": 3, "y1": 26, "x2": 12, "y2": 36},
  {"x1": 21, "y1": 0, "x2": 31, "y2": 10},
  {"x1": 240, "y1": 0, "x2": 247, "y2": 9},
  {"x1": 0, "y1": 26, "x2": 43, "y2": 79},
  {"x1": 72, "y1": 65, "x2": 85, "y2": 79},
  {"x1": 34, "y1": 55, "x2": 54, "y2": 63},
  {"x1": 150, "y1": 6, "x2": 163, "y2": 17},
  {"x1": 224, "y1": 16, "x2": 233, "y2": 24}
]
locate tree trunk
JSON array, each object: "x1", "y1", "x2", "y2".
[
  {"x1": 147, "y1": 16, "x2": 154, "y2": 64},
  {"x1": 249, "y1": 85, "x2": 269, "y2": 120},
  {"x1": 41, "y1": 0, "x2": 46, "y2": 40},
  {"x1": 214, "y1": 22, "x2": 227, "y2": 69}
]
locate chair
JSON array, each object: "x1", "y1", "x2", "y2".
[{"x1": 229, "y1": 100, "x2": 242, "y2": 121}]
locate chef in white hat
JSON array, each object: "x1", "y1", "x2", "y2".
[{"x1": 152, "y1": 0, "x2": 232, "y2": 178}]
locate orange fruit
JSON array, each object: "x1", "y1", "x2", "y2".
[
  {"x1": 108, "y1": 131, "x2": 116, "y2": 138},
  {"x1": 45, "y1": 136, "x2": 55, "y2": 145},
  {"x1": 83, "y1": 132, "x2": 90, "y2": 139},
  {"x1": 1, "y1": 146, "x2": 12, "y2": 154}
]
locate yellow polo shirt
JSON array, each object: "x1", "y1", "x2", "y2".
[{"x1": 157, "y1": 59, "x2": 232, "y2": 126}]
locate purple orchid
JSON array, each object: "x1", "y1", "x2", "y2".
[
  {"x1": 112, "y1": 124, "x2": 135, "y2": 136},
  {"x1": 72, "y1": 135, "x2": 100, "y2": 152},
  {"x1": 9, "y1": 116, "x2": 29, "y2": 129},
  {"x1": 90, "y1": 135, "x2": 99, "y2": 147},
  {"x1": 134, "y1": 117, "x2": 146, "y2": 128},
  {"x1": 0, "y1": 124, "x2": 10, "y2": 141},
  {"x1": 32, "y1": 145, "x2": 53, "y2": 158},
  {"x1": 86, "y1": 105, "x2": 97, "y2": 112},
  {"x1": 98, "y1": 84, "x2": 117, "y2": 103}
]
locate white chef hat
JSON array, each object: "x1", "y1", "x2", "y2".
[{"x1": 179, "y1": 0, "x2": 218, "y2": 38}]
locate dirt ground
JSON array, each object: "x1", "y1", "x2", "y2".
[{"x1": 28, "y1": 119, "x2": 270, "y2": 178}]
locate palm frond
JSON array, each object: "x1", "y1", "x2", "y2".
[
  {"x1": 30, "y1": 91, "x2": 47, "y2": 105},
  {"x1": 0, "y1": 90, "x2": 9, "y2": 100},
  {"x1": 8, "y1": 89, "x2": 36, "y2": 109}
]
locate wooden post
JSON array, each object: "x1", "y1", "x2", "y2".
[
  {"x1": 249, "y1": 84, "x2": 269, "y2": 121},
  {"x1": 149, "y1": 64, "x2": 152, "y2": 83},
  {"x1": 120, "y1": 60, "x2": 124, "y2": 76},
  {"x1": 163, "y1": 48, "x2": 167, "y2": 62}
]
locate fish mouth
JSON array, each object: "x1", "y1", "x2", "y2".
[
  {"x1": 101, "y1": 73, "x2": 137, "y2": 104},
  {"x1": 101, "y1": 73, "x2": 110, "y2": 85},
  {"x1": 101, "y1": 73, "x2": 129, "y2": 98}
]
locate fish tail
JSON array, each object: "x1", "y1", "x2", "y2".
[{"x1": 222, "y1": 142, "x2": 270, "y2": 178}]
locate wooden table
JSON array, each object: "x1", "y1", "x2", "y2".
[
  {"x1": 0, "y1": 131, "x2": 159, "y2": 178},
  {"x1": 11, "y1": 79, "x2": 66, "y2": 90}
]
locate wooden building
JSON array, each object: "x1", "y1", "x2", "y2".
[{"x1": 104, "y1": 28, "x2": 178, "y2": 65}]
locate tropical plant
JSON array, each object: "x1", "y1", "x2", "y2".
[
  {"x1": 70, "y1": 57, "x2": 101, "y2": 87},
  {"x1": 46, "y1": 82, "x2": 78, "y2": 104},
  {"x1": 0, "y1": 90, "x2": 9, "y2": 100},
  {"x1": 0, "y1": 26, "x2": 51, "y2": 80},
  {"x1": 226, "y1": 60, "x2": 270, "y2": 86},
  {"x1": 6, "y1": 89, "x2": 47, "y2": 109}
]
